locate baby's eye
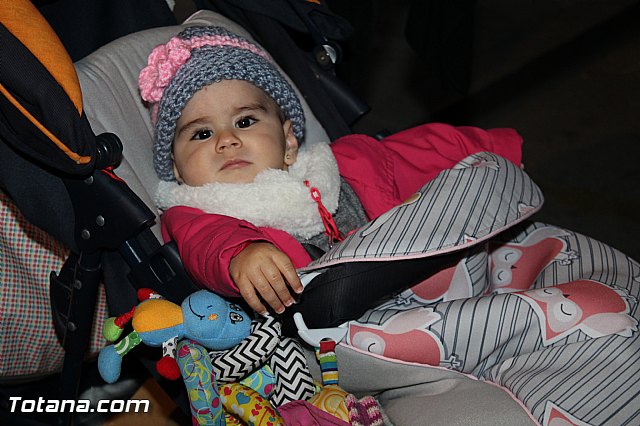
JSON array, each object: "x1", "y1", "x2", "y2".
[
  {"x1": 236, "y1": 116, "x2": 257, "y2": 129},
  {"x1": 192, "y1": 129, "x2": 212, "y2": 141}
]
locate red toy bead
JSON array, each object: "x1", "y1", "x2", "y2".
[{"x1": 156, "y1": 356, "x2": 180, "y2": 380}]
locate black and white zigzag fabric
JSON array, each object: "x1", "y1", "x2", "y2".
[
  {"x1": 209, "y1": 317, "x2": 280, "y2": 383},
  {"x1": 208, "y1": 316, "x2": 315, "y2": 406},
  {"x1": 268, "y1": 336, "x2": 316, "y2": 406}
]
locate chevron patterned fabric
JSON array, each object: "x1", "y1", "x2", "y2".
[
  {"x1": 269, "y1": 336, "x2": 316, "y2": 407},
  {"x1": 209, "y1": 317, "x2": 280, "y2": 382},
  {"x1": 208, "y1": 316, "x2": 315, "y2": 407}
]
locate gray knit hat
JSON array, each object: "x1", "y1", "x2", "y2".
[{"x1": 139, "y1": 26, "x2": 306, "y2": 181}]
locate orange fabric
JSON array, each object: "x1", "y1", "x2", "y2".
[
  {"x1": 132, "y1": 299, "x2": 184, "y2": 333},
  {"x1": 0, "y1": 83, "x2": 91, "y2": 165},
  {"x1": 0, "y1": 0, "x2": 82, "y2": 114}
]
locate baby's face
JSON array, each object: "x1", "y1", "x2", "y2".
[{"x1": 172, "y1": 80, "x2": 298, "y2": 186}]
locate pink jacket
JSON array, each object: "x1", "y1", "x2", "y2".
[{"x1": 161, "y1": 123, "x2": 523, "y2": 297}]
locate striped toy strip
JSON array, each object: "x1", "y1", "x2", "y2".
[{"x1": 317, "y1": 339, "x2": 339, "y2": 386}]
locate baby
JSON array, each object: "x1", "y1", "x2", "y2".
[{"x1": 139, "y1": 25, "x2": 523, "y2": 316}]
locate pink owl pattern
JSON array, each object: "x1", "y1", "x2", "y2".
[
  {"x1": 488, "y1": 226, "x2": 578, "y2": 293},
  {"x1": 394, "y1": 258, "x2": 474, "y2": 305},
  {"x1": 346, "y1": 308, "x2": 444, "y2": 366},
  {"x1": 514, "y1": 279, "x2": 637, "y2": 345}
]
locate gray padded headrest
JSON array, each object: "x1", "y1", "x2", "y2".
[{"x1": 74, "y1": 10, "x2": 328, "y2": 236}]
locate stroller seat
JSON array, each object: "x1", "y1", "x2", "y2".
[
  {"x1": 0, "y1": 7, "x2": 341, "y2": 424},
  {"x1": 5, "y1": 5, "x2": 637, "y2": 426}
]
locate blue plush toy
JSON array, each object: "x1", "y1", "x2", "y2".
[{"x1": 98, "y1": 288, "x2": 251, "y2": 383}]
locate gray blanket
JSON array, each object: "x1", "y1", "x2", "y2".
[{"x1": 300, "y1": 153, "x2": 639, "y2": 426}]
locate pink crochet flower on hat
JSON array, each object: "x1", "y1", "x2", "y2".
[
  {"x1": 138, "y1": 33, "x2": 273, "y2": 108},
  {"x1": 139, "y1": 37, "x2": 192, "y2": 104}
]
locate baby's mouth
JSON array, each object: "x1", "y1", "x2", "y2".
[{"x1": 221, "y1": 159, "x2": 251, "y2": 170}]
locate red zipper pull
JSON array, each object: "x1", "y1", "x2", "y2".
[{"x1": 305, "y1": 180, "x2": 343, "y2": 246}]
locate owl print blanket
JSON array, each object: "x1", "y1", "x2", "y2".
[{"x1": 297, "y1": 152, "x2": 640, "y2": 426}]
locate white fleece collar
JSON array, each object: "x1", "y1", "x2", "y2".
[{"x1": 154, "y1": 142, "x2": 340, "y2": 239}]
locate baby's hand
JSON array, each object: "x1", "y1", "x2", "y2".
[{"x1": 230, "y1": 242, "x2": 303, "y2": 316}]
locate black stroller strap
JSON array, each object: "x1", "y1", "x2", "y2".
[{"x1": 282, "y1": 251, "x2": 463, "y2": 337}]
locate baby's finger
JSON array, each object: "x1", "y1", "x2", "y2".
[
  {"x1": 260, "y1": 264, "x2": 293, "y2": 312},
  {"x1": 270, "y1": 251, "x2": 303, "y2": 295},
  {"x1": 236, "y1": 279, "x2": 268, "y2": 316},
  {"x1": 280, "y1": 262, "x2": 303, "y2": 295},
  {"x1": 252, "y1": 272, "x2": 286, "y2": 314},
  {"x1": 263, "y1": 264, "x2": 294, "y2": 307}
]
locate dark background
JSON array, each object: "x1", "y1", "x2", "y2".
[{"x1": 331, "y1": 0, "x2": 640, "y2": 262}]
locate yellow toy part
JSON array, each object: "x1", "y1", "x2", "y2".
[
  {"x1": 308, "y1": 384, "x2": 350, "y2": 422},
  {"x1": 220, "y1": 382, "x2": 284, "y2": 426},
  {"x1": 224, "y1": 414, "x2": 243, "y2": 425},
  {"x1": 132, "y1": 298, "x2": 183, "y2": 332}
]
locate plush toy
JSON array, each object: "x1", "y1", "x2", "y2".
[
  {"x1": 177, "y1": 338, "x2": 284, "y2": 425},
  {"x1": 98, "y1": 288, "x2": 251, "y2": 383},
  {"x1": 98, "y1": 289, "x2": 382, "y2": 425},
  {"x1": 174, "y1": 314, "x2": 318, "y2": 425},
  {"x1": 98, "y1": 289, "x2": 317, "y2": 425},
  {"x1": 309, "y1": 339, "x2": 385, "y2": 426}
]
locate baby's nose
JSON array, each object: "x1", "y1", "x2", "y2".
[{"x1": 215, "y1": 130, "x2": 241, "y2": 151}]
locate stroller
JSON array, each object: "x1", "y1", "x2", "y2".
[
  {"x1": 2, "y1": 2, "x2": 640, "y2": 426},
  {"x1": 0, "y1": 3, "x2": 374, "y2": 424}
]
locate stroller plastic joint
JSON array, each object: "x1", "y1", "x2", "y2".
[
  {"x1": 94, "y1": 132, "x2": 123, "y2": 169},
  {"x1": 62, "y1": 163, "x2": 156, "y2": 253},
  {"x1": 314, "y1": 42, "x2": 340, "y2": 69}
]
